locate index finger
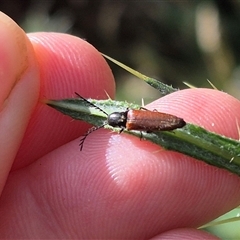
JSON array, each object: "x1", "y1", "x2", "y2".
[{"x1": 13, "y1": 33, "x2": 115, "y2": 170}]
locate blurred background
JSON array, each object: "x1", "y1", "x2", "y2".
[
  {"x1": 1, "y1": 1, "x2": 240, "y2": 237},
  {"x1": 2, "y1": 0, "x2": 240, "y2": 103}
]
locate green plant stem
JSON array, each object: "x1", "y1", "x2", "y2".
[{"x1": 45, "y1": 97, "x2": 240, "y2": 176}]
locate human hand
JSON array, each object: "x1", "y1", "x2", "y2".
[{"x1": 0, "y1": 12, "x2": 240, "y2": 239}]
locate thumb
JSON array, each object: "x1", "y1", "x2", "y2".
[{"x1": 0, "y1": 12, "x2": 40, "y2": 194}]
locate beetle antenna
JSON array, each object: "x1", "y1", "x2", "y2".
[
  {"x1": 75, "y1": 92, "x2": 108, "y2": 116},
  {"x1": 79, "y1": 124, "x2": 106, "y2": 151}
]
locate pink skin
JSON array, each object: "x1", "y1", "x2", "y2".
[{"x1": 0, "y1": 12, "x2": 239, "y2": 239}]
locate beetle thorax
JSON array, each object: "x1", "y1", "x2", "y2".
[{"x1": 107, "y1": 111, "x2": 128, "y2": 128}]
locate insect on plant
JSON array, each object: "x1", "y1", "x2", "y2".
[{"x1": 75, "y1": 92, "x2": 186, "y2": 151}]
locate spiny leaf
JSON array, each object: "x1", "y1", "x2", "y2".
[
  {"x1": 102, "y1": 53, "x2": 178, "y2": 96},
  {"x1": 46, "y1": 97, "x2": 240, "y2": 177}
]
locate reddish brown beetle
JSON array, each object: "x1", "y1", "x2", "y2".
[
  {"x1": 75, "y1": 93, "x2": 186, "y2": 150},
  {"x1": 108, "y1": 109, "x2": 185, "y2": 132}
]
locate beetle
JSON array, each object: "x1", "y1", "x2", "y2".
[
  {"x1": 75, "y1": 93, "x2": 186, "y2": 150},
  {"x1": 108, "y1": 109, "x2": 186, "y2": 132}
]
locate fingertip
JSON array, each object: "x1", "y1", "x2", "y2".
[
  {"x1": 15, "y1": 32, "x2": 115, "y2": 169},
  {"x1": 0, "y1": 12, "x2": 39, "y2": 104},
  {"x1": 148, "y1": 88, "x2": 240, "y2": 139},
  {"x1": 75, "y1": 128, "x2": 240, "y2": 237},
  {"x1": 0, "y1": 12, "x2": 39, "y2": 192},
  {"x1": 28, "y1": 32, "x2": 115, "y2": 99}
]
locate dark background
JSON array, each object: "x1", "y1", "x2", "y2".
[{"x1": 2, "y1": 0, "x2": 240, "y2": 103}]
